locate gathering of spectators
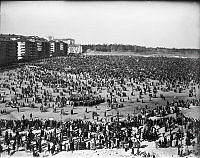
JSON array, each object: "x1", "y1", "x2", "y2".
[{"x1": 0, "y1": 55, "x2": 199, "y2": 157}]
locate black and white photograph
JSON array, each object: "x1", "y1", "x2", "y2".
[{"x1": 0, "y1": 1, "x2": 200, "y2": 157}]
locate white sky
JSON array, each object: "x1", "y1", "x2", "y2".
[{"x1": 1, "y1": 1, "x2": 200, "y2": 49}]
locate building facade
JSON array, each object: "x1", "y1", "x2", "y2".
[
  {"x1": 68, "y1": 44, "x2": 82, "y2": 54},
  {"x1": 0, "y1": 40, "x2": 18, "y2": 66},
  {"x1": 17, "y1": 41, "x2": 26, "y2": 60},
  {"x1": 37, "y1": 41, "x2": 50, "y2": 59},
  {"x1": 17, "y1": 39, "x2": 51, "y2": 61},
  {"x1": 0, "y1": 34, "x2": 82, "y2": 66},
  {"x1": 60, "y1": 38, "x2": 75, "y2": 45},
  {"x1": 50, "y1": 40, "x2": 68, "y2": 57},
  {"x1": 22, "y1": 41, "x2": 38, "y2": 61}
]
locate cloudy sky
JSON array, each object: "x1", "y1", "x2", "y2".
[{"x1": 1, "y1": 1, "x2": 200, "y2": 49}]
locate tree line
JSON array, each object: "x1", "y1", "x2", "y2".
[{"x1": 82, "y1": 44, "x2": 200, "y2": 55}]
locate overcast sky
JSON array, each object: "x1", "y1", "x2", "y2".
[{"x1": 1, "y1": 1, "x2": 200, "y2": 49}]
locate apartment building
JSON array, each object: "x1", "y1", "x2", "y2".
[
  {"x1": 68, "y1": 44, "x2": 82, "y2": 54},
  {"x1": 0, "y1": 40, "x2": 18, "y2": 66}
]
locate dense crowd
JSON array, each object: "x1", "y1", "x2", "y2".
[
  {"x1": 36, "y1": 56, "x2": 199, "y2": 83},
  {"x1": 0, "y1": 55, "x2": 199, "y2": 157},
  {"x1": 0, "y1": 102, "x2": 199, "y2": 157}
]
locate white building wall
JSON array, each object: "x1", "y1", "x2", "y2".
[
  {"x1": 60, "y1": 43, "x2": 63, "y2": 51},
  {"x1": 50, "y1": 42, "x2": 55, "y2": 57},
  {"x1": 17, "y1": 42, "x2": 25, "y2": 60},
  {"x1": 37, "y1": 42, "x2": 42, "y2": 51},
  {"x1": 68, "y1": 45, "x2": 82, "y2": 54}
]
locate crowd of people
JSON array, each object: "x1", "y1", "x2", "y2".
[
  {"x1": 0, "y1": 55, "x2": 199, "y2": 157},
  {"x1": 0, "y1": 102, "x2": 199, "y2": 157}
]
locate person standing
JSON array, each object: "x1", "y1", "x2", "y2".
[
  {"x1": 48, "y1": 142, "x2": 50, "y2": 153},
  {"x1": 51, "y1": 144, "x2": 55, "y2": 155},
  {"x1": 7, "y1": 145, "x2": 10, "y2": 156},
  {"x1": 0, "y1": 143, "x2": 2, "y2": 157}
]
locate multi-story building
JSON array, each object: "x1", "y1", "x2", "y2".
[
  {"x1": 41, "y1": 41, "x2": 51, "y2": 59},
  {"x1": 0, "y1": 40, "x2": 18, "y2": 66},
  {"x1": 55, "y1": 41, "x2": 68, "y2": 57},
  {"x1": 50, "y1": 41, "x2": 55, "y2": 57},
  {"x1": 37, "y1": 41, "x2": 50, "y2": 59},
  {"x1": 54, "y1": 37, "x2": 81, "y2": 54},
  {"x1": 58, "y1": 38, "x2": 75, "y2": 45},
  {"x1": 0, "y1": 34, "x2": 82, "y2": 65},
  {"x1": 22, "y1": 41, "x2": 38, "y2": 61},
  {"x1": 17, "y1": 38, "x2": 51, "y2": 61},
  {"x1": 0, "y1": 41, "x2": 7, "y2": 65},
  {"x1": 50, "y1": 40, "x2": 68, "y2": 57},
  {"x1": 49, "y1": 37, "x2": 82, "y2": 56},
  {"x1": 68, "y1": 44, "x2": 82, "y2": 54},
  {"x1": 17, "y1": 41, "x2": 26, "y2": 60}
]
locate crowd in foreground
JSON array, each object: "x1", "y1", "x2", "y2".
[
  {"x1": 0, "y1": 55, "x2": 199, "y2": 157},
  {"x1": 0, "y1": 100, "x2": 199, "y2": 157}
]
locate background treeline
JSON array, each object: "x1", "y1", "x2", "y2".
[{"x1": 82, "y1": 44, "x2": 200, "y2": 56}]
